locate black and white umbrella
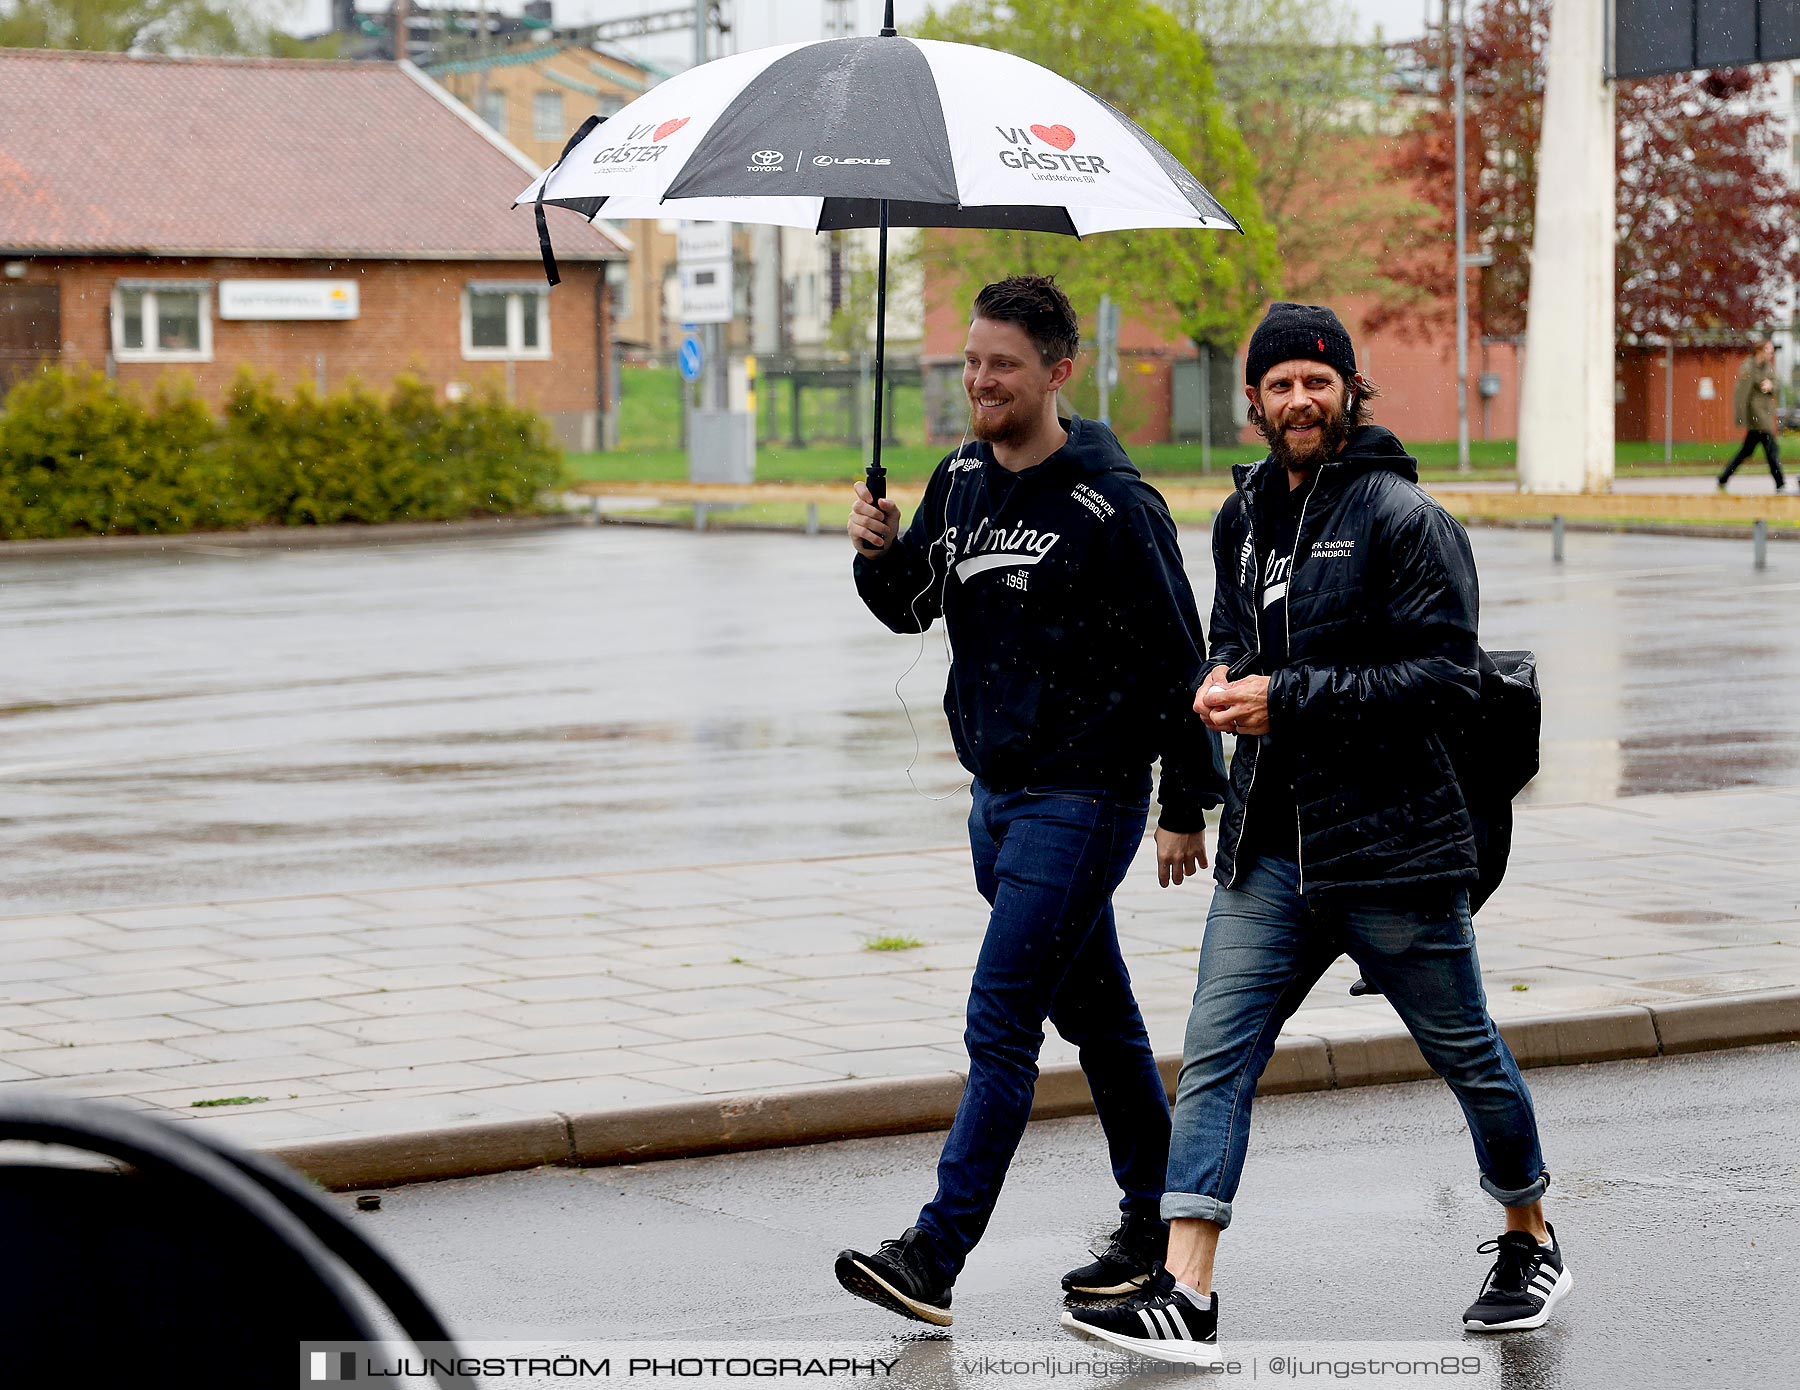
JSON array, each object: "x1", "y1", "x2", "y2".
[{"x1": 518, "y1": 1, "x2": 1242, "y2": 498}]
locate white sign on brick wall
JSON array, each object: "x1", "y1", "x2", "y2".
[{"x1": 219, "y1": 280, "x2": 359, "y2": 321}]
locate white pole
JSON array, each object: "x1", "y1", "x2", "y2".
[
  {"x1": 1454, "y1": 0, "x2": 1471, "y2": 474},
  {"x1": 1199, "y1": 344, "x2": 1212, "y2": 475},
  {"x1": 695, "y1": 0, "x2": 725, "y2": 413},
  {"x1": 1098, "y1": 293, "x2": 1113, "y2": 427},
  {"x1": 1664, "y1": 339, "x2": 1674, "y2": 465},
  {"x1": 1517, "y1": 0, "x2": 1615, "y2": 494}
]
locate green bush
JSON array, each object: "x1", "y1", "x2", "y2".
[{"x1": 0, "y1": 367, "x2": 561, "y2": 540}]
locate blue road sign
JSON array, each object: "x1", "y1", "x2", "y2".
[{"x1": 678, "y1": 335, "x2": 704, "y2": 383}]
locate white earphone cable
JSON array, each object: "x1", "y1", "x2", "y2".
[{"x1": 892, "y1": 429, "x2": 975, "y2": 802}]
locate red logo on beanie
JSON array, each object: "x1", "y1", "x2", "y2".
[{"x1": 1318, "y1": 337, "x2": 1325, "y2": 352}]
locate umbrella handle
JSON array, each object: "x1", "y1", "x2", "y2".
[{"x1": 862, "y1": 195, "x2": 890, "y2": 534}]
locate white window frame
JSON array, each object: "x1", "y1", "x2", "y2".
[
  {"x1": 480, "y1": 89, "x2": 507, "y2": 133},
  {"x1": 605, "y1": 261, "x2": 632, "y2": 323},
  {"x1": 111, "y1": 281, "x2": 213, "y2": 363},
  {"x1": 461, "y1": 283, "x2": 551, "y2": 361},
  {"x1": 532, "y1": 90, "x2": 564, "y2": 143}
]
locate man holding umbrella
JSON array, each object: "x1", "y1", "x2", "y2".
[{"x1": 836, "y1": 274, "x2": 1226, "y2": 1326}]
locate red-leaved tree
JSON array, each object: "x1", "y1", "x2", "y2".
[{"x1": 1377, "y1": 0, "x2": 1800, "y2": 344}]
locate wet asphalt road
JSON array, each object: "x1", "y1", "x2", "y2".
[
  {"x1": 333, "y1": 1045, "x2": 1800, "y2": 1389},
  {"x1": 2, "y1": 523, "x2": 1797, "y2": 914}
]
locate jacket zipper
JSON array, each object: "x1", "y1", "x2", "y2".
[
  {"x1": 1284, "y1": 474, "x2": 1321, "y2": 896},
  {"x1": 1225, "y1": 487, "x2": 1266, "y2": 891}
]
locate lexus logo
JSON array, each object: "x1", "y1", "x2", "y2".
[{"x1": 751, "y1": 149, "x2": 784, "y2": 167}]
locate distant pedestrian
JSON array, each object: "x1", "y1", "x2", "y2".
[
  {"x1": 1718, "y1": 341, "x2": 1784, "y2": 494},
  {"x1": 1062, "y1": 304, "x2": 1569, "y2": 1362},
  {"x1": 836, "y1": 275, "x2": 1226, "y2": 1326}
]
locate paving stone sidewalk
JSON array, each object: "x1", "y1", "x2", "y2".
[{"x1": 3, "y1": 786, "x2": 1798, "y2": 1154}]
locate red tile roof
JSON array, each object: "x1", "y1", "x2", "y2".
[{"x1": 0, "y1": 48, "x2": 624, "y2": 261}]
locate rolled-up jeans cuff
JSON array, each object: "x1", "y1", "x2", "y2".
[
  {"x1": 1161, "y1": 1192, "x2": 1233, "y2": 1228},
  {"x1": 1481, "y1": 1170, "x2": 1549, "y2": 1207}
]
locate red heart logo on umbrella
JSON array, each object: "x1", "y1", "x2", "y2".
[
  {"x1": 1030, "y1": 124, "x2": 1077, "y2": 151},
  {"x1": 653, "y1": 117, "x2": 690, "y2": 142}
]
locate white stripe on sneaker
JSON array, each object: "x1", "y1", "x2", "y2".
[{"x1": 1138, "y1": 1309, "x2": 1160, "y2": 1338}]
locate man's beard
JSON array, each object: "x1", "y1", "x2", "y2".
[
  {"x1": 1255, "y1": 400, "x2": 1353, "y2": 471},
  {"x1": 970, "y1": 396, "x2": 1036, "y2": 447}
]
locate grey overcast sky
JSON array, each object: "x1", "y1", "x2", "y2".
[{"x1": 278, "y1": 0, "x2": 1434, "y2": 64}]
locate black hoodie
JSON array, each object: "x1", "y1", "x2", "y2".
[
  {"x1": 1207, "y1": 424, "x2": 1483, "y2": 898},
  {"x1": 854, "y1": 416, "x2": 1225, "y2": 831}
]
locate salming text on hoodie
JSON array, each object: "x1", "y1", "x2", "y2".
[{"x1": 853, "y1": 416, "x2": 1225, "y2": 831}]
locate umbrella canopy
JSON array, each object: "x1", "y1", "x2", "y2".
[
  {"x1": 516, "y1": 11, "x2": 1242, "y2": 501},
  {"x1": 516, "y1": 35, "x2": 1241, "y2": 237}
]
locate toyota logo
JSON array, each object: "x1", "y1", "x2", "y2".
[{"x1": 751, "y1": 149, "x2": 784, "y2": 167}]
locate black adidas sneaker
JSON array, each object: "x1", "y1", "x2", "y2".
[
  {"x1": 1062, "y1": 1212, "x2": 1169, "y2": 1297},
  {"x1": 1462, "y1": 1225, "x2": 1572, "y2": 1331},
  {"x1": 834, "y1": 1227, "x2": 953, "y2": 1327},
  {"x1": 1060, "y1": 1268, "x2": 1221, "y2": 1364}
]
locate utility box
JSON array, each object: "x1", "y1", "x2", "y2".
[{"x1": 688, "y1": 410, "x2": 756, "y2": 484}]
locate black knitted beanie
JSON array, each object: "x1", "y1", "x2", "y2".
[{"x1": 1245, "y1": 302, "x2": 1357, "y2": 387}]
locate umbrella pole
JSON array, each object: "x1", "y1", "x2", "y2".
[{"x1": 866, "y1": 198, "x2": 890, "y2": 505}]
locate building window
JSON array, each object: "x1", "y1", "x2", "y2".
[
  {"x1": 112, "y1": 283, "x2": 211, "y2": 362},
  {"x1": 462, "y1": 285, "x2": 550, "y2": 360},
  {"x1": 480, "y1": 89, "x2": 507, "y2": 134},
  {"x1": 606, "y1": 262, "x2": 632, "y2": 323},
  {"x1": 533, "y1": 91, "x2": 564, "y2": 143},
  {"x1": 597, "y1": 95, "x2": 625, "y2": 117}
]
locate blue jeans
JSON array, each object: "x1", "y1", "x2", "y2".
[
  {"x1": 1163, "y1": 856, "x2": 1547, "y2": 1229},
  {"x1": 913, "y1": 780, "x2": 1169, "y2": 1283}
]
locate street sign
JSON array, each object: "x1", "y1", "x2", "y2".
[
  {"x1": 677, "y1": 222, "x2": 732, "y2": 264},
  {"x1": 678, "y1": 335, "x2": 704, "y2": 383},
  {"x1": 677, "y1": 220, "x2": 734, "y2": 325},
  {"x1": 1613, "y1": 0, "x2": 1800, "y2": 78},
  {"x1": 679, "y1": 262, "x2": 733, "y2": 325}
]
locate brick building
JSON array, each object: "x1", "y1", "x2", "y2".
[
  {"x1": 919, "y1": 270, "x2": 1777, "y2": 450},
  {"x1": 0, "y1": 47, "x2": 626, "y2": 450},
  {"x1": 424, "y1": 39, "x2": 682, "y2": 356}
]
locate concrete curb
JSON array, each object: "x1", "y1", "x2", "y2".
[
  {"x1": 591, "y1": 508, "x2": 1796, "y2": 546},
  {"x1": 0, "y1": 513, "x2": 585, "y2": 560},
  {"x1": 1469, "y1": 516, "x2": 1800, "y2": 543},
  {"x1": 266, "y1": 987, "x2": 1800, "y2": 1191}
]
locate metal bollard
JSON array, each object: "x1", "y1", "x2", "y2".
[
  {"x1": 806, "y1": 501, "x2": 819, "y2": 536},
  {"x1": 1551, "y1": 514, "x2": 1564, "y2": 563},
  {"x1": 1754, "y1": 518, "x2": 1768, "y2": 570},
  {"x1": 694, "y1": 502, "x2": 708, "y2": 533}
]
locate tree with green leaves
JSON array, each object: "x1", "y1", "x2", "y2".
[
  {"x1": 0, "y1": 0, "x2": 339, "y2": 57},
  {"x1": 917, "y1": 0, "x2": 1280, "y2": 444},
  {"x1": 0, "y1": 0, "x2": 255, "y2": 53},
  {"x1": 1167, "y1": 0, "x2": 1427, "y2": 312}
]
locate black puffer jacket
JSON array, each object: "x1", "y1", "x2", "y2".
[
  {"x1": 1209, "y1": 425, "x2": 1481, "y2": 899},
  {"x1": 855, "y1": 416, "x2": 1225, "y2": 830}
]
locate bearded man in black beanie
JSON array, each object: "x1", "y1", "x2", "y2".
[{"x1": 1063, "y1": 304, "x2": 1570, "y2": 1360}]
